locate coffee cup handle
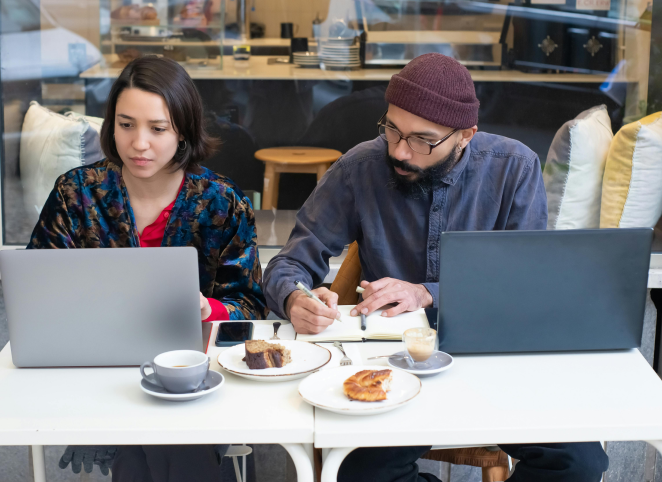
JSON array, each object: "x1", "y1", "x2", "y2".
[{"x1": 140, "y1": 362, "x2": 163, "y2": 388}]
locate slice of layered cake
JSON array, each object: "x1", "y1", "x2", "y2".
[{"x1": 243, "y1": 340, "x2": 292, "y2": 369}]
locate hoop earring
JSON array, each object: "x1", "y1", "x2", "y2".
[{"x1": 178, "y1": 140, "x2": 187, "y2": 150}]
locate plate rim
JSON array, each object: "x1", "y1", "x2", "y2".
[
  {"x1": 217, "y1": 341, "x2": 332, "y2": 378},
  {"x1": 298, "y1": 365, "x2": 422, "y2": 412}
]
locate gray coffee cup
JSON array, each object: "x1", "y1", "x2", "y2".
[{"x1": 140, "y1": 350, "x2": 209, "y2": 393}]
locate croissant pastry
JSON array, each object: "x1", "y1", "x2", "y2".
[{"x1": 343, "y1": 369, "x2": 393, "y2": 402}]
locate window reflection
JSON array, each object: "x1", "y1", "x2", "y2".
[{"x1": 0, "y1": 0, "x2": 657, "y2": 244}]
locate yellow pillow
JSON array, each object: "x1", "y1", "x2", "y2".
[{"x1": 600, "y1": 112, "x2": 662, "y2": 228}]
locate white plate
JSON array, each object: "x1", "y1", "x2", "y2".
[
  {"x1": 298, "y1": 365, "x2": 421, "y2": 415},
  {"x1": 387, "y1": 351, "x2": 454, "y2": 376},
  {"x1": 321, "y1": 44, "x2": 359, "y2": 49},
  {"x1": 140, "y1": 370, "x2": 224, "y2": 402},
  {"x1": 321, "y1": 55, "x2": 360, "y2": 60},
  {"x1": 218, "y1": 340, "x2": 331, "y2": 382}
]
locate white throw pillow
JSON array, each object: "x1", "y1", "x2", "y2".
[
  {"x1": 65, "y1": 110, "x2": 104, "y2": 135},
  {"x1": 20, "y1": 102, "x2": 103, "y2": 217},
  {"x1": 543, "y1": 105, "x2": 613, "y2": 230}
]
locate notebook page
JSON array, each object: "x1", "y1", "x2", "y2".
[
  {"x1": 296, "y1": 311, "x2": 364, "y2": 342},
  {"x1": 295, "y1": 306, "x2": 429, "y2": 342},
  {"x1": 363, "y1": 308, "x2": 429, "y2": 339}
]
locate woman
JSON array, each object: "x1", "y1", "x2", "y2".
[{"x1": 28, "y1": 56, "x2": 267, "y2": 481}]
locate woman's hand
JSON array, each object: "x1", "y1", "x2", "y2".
[{"x1": 200, "y1": 292, "x2": 212, "y2": 321}]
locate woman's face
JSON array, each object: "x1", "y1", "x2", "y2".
[{"x1": 114, "y1": 88, "x2": 183, "y2": 180}]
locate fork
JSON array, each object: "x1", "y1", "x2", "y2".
[
  {"x1": 270, "y1": 322, "x2": 282, "y2": 340},
  {"x1": 333, "y1": 341, "x2": 353, "y2": 366}
]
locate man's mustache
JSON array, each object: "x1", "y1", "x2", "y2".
[{"x1": 389, "y1": 157, "x2": 424, "y2": 174}]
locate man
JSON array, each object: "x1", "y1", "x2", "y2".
[{"x1": 263, "y1": 53, "x2": 608, "y2": 481}]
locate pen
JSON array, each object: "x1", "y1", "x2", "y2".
[
  {"x1": 294, "y1": 281, "x2": 342, "y2": 321},
  {"x1": 357, "y1": 286, "x2": 366, "y2": 329}
]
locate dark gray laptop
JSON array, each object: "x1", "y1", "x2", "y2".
[
  {"x1": 437, "y1": 229, "x2": 653, "y2": 354},
  {"x1": 0, "y1": 247, "x2": 203, "y2": 367}
]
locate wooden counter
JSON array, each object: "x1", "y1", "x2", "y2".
[{"x1": 81, "y1": 55, "x2": 624, "y2": 83}]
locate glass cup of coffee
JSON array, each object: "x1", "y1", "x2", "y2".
[
  {"x1": 402, "y1": 328, "x2": 438, "y2": 369},
  {"x1": 140, "y1": 350, "x2": 210, "y2": 393}
]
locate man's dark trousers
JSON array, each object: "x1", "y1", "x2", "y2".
[{"x1": 338, "y1": 443, "x2": 609, "y2": 482}]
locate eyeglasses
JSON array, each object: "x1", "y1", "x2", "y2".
[{"x1": 377, "y1": 112, "x2": 457, "y2": 155}]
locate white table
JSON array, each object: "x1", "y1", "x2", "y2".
[
  {"x1": 315, "y1": 342, "x2": 662, "y2": 482},
  {"x1": 0, "y1": 322, "x2": 315, "y2": 482}
]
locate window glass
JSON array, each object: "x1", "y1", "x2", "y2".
[{"x1": 0, "y1": 0, "x2": 657, "y2": 247}]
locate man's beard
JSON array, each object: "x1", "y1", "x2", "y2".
[{"x1": 385, "y1": 143, "x2": 462, "y2": 199}]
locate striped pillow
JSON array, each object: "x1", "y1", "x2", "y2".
[{"x1": 600, "y1": 112, "x2": 662, "y2": 228}]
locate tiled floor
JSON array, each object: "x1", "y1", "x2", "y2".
[{"x1": 0, "y1": 284, "x2": 660, "y2": 482}]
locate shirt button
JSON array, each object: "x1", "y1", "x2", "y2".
[
  {"x1": 164, "y1": 212, "x2": 170, "y2": 218},
  {"x1": 432, "y1": 205, "x2": 440, "y2": 213},
  {"x1": 429, "y1": 244, "x2": 437, "y2": 251}
]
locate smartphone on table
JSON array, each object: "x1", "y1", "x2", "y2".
[{"x1": 215, "y1": 321, "x2": 254, "y2": 347}]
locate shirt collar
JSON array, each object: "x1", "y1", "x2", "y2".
[{"x1": 440, "y1": 140, "x2": 472, "y2": 187}]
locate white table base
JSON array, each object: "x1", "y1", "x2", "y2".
[
  {"x1": 319, "y1": 442, "x2": 662, "y2": 482},
  {"x1": 30, "y1": 443, "x2": 314, "y2": 482}
]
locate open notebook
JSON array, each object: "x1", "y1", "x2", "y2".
[{"x1": 295, "y1": 305, "x2": 430, "y2": 342}]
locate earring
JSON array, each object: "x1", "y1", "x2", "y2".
[{"x1": 178, "y1": 140, "x2": 187, "y2": 150}]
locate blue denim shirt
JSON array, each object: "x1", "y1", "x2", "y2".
[{"x1": 263, "y1": 134, "x2": 548, "y2": 317}]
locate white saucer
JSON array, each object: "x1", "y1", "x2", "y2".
[
  {"x1": 298, "y1": 365, "x2": 421, "y2": 416},
  {"x1": 140, "y1": 370, "x2": 224, "y2": 402},
  {"x1": 387, "y1": 351, "x2": 454, "y2": 376},
  {"x1": 218, "y1": 340, "x2": 332, "y2": 382}
]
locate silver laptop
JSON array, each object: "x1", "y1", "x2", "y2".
[
  {"x1": 437, "y1": 228, "x2": 653, "y2": 354},
  {"x1": 0, "y1": 247, "x2": 203, "y2": 367}
]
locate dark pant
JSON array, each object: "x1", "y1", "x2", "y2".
[
  {"x1": 337, "y1": 443, "x2": 609, "y2": 482},
  {"x1": 112, "y1": 445, "x2": 227, "y2": 482}
]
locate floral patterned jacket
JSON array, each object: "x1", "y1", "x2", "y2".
[{"x1": 27, "y1": 159, "x2": 268, "y2": 320}]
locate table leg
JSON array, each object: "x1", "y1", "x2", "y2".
[
  {"x1": 303, "y1": 443, "x2": 314, "y2": 466},
  {"x1": 320, "y1": 447, "x2": 356, "y2": 482},
  {"x1": 281, "y1": 443, "x2": 314, "y2": 482},
  {"x1": 271, "y1": 172, "x2": 281, "y2": 209},
  {"x1": 262, "y1": 164, "x2": 276, "y2": 210},
  {"x1": 31, "y1": 445, "x2": 46, "y2": 482}
]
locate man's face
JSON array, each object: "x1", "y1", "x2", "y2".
[{"x1": 383, "y1": 105, "x2": 466, "y2": 198}]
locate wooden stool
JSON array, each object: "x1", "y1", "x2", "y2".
[{"x1": 255, "y1": 147, "x2": 342, "y2": 210}]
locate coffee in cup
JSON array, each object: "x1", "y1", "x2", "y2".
[
  {"x1": 403, "y1": 328, "x2": 438, "y2": 367},
  {"x1": 140, "y1": 350, "x2": 209, "y2": 393}
]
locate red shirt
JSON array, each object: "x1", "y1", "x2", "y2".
[{"x1": 137, "y1": 179, "x2": 229, "y2": 321}]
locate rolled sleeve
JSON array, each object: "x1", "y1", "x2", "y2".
[
  {"x1": 263, "y1": 160, "x2": 359, "y2": 318},
  {"x1": 422, "y1": 282, "x2": 439, "y2": 309}
]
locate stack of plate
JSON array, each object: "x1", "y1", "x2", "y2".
[
  {"x1": 293, "y1": 51, "x2": 320, "y2": 68},
  {"x1": 319, "y1": 38, "x2": 361, "y2": 70}
]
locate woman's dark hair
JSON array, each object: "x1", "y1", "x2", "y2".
[{"x1": 100, "y1": 55, "x2": 218, "y2": 171}]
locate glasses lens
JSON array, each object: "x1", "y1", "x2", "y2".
[
  {"x1": 381, "y1": 125, "x2": 402, "y2": 144},
  {"x1": 408, "y1": 137, "x2": 432, "y2": 155}
]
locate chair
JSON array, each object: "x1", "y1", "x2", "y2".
[
  {"x1": 255, "y1": 147, "x2": 342, "y2": 210},
  {"x1": 224, "y1": 444, "x2": 253, "y2": 482},
  {"x1": 329, "y1": 242, "x2": 511, "y2": 482}
]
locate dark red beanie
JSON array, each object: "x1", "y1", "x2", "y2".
[{"x1": 385, "y1": 53, "x2": 480, "y2": 129}]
